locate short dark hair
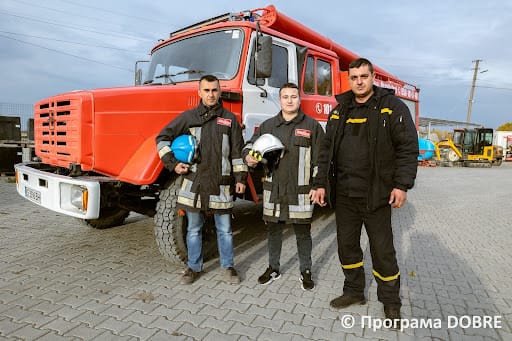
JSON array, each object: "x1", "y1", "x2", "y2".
[
  {"x1": 199, "y1": 74, "x2": 219, "y2": 84},
  {"x1": 349, "y1": 58, "x2": 374, "y2": 74},
  {"x1": 279, "y1": 82, "x2": 299, "y2": 96}
]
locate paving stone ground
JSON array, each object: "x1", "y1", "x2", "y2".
[{"x1": 0, "y1": 163, "x2": 511, "y2": 340}]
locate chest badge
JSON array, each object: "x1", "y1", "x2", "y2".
[{"x1": 217, "y1": 117, "x2": 232, "y2": 127}]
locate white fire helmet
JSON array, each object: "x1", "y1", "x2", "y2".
[{"x1": 250, "y1": 133, "x2": 285, "y2": 168}]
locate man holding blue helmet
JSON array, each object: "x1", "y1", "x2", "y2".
[{"x1": 156, "y1": 75, "x2": 247, "y2": 285}]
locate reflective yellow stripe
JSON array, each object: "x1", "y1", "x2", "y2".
[
  {"x1": 346, "y1": 118, "x2": 367, "y2": 124},
  {"x1": 373, "y1": 270, "x2": 400, "y2": 281},
  {"x1": 342, "y1": 262, "x2": 364, "y2": 269},
  {"x1": 381, "y1": 108, "x2": 393, "y2": 115}
]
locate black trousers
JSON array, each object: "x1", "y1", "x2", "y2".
[
  {"x1": 335, "y1": 194, "x2": 401, "y2": 307},
  {"x1": 267, "y1": 222, "x2": 312, "y2": 273}
]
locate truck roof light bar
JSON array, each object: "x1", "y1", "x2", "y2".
[{"x1": 170, "y1": 10, "x2": 261, "y2": 37}]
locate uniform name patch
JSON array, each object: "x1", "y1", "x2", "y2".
[
  {"x1": 295, "y1": 129, "x2": 311, "y2": 138},
  {"x1": 217, "y1": 118, "x2": 232, "y2": 127}
]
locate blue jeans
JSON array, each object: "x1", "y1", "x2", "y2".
[{"x1": 186, "y1": 211, "x2": 234, "y2": 272}]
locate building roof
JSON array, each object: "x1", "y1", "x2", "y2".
[{"x1": 419, "y1": 117, "x2": 483, "y2": 128}]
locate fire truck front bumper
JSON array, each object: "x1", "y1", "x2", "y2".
[{"x1": 14, "y1": 163, "x2": 101, "y2": 219}]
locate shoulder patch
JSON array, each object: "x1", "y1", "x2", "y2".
[
  {"x1": 330, "y1": 110, "x2": 340, "y2": 120},
  {"x1": 217, "y1": 117, "x2": 232, "y2": 127}
]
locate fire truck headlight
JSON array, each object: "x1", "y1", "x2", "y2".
[
  {"x1": 70, "y1": 186, "x2": 88, "y2": 211},
  {"x1": 61, "y1": 184, "x2": 88, "y2": 212}
]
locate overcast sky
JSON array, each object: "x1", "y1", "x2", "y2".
[{"x1": 1, "y1": 0, "x2": 511, "y2": 129}]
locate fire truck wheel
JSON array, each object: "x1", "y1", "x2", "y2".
[
  {"x1": 153, "y1": 176, "x2": 188, "y2": 265},
  {"x1": 153, "y1": 176, "x2": 219, "y2": 266},
  {"x1": 80, "y1": 207, "x2": 130, "y2": 229}
]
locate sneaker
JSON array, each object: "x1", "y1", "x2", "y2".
[
  {"x1": 329, "y1": 295, "x2": 366, "y2": 309},
  {"x1": 224, "y1": 267, "x2": 241, "y2": 284},
  {"x1": 257, "y1": 267, "x2": 281, "y2": 285},
  {"x1": 181, "y1": 268, "x2": 200, "y2": 285},
  {"x1": 300, "y1": 269, "x2": 315, "y2": 291}
]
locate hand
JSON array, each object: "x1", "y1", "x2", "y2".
[
  {"x1": 308, "y1": 189, "x2": 317, "y2": 203},
  {"x1": 311, "y1": 188, "x2": 327, "y2": 207},
  {"x1": 174, "y1": 162, "x2": 190, "y2": 175},
  {"x1": 235, "y1": 183, "x2": 246, "y2": 194},
  {"x1": 245, "y1": 154, "x2": 259, "y2": 168},
  {"x1": 389, "y1": 188, "x2": 407, "y2": 208}
]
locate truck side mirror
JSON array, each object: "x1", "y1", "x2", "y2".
[
  {"x1": 135, "y1": 69, "x2": 143, "y2": 85},
  {"x1": 134, "y1": 60, "x2": 149, "y2": 85},
  {"x1": 255, "y1": 35, "x2": 272, "y2": 78}
]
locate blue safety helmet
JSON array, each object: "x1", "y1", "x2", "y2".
[{"x1": 171, "y1": 134, "x2": 197, "y2": 164}]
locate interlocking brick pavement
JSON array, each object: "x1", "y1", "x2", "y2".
[{"x1": 1, "y1": 163, "x2": 511, "y2": 340}]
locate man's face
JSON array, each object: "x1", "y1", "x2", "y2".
[
  {"x1": 279, "y1": 87, "x2": 300, "y2": 115},
  {"x1": 348, "y1": 64, "x2": 374, "y2": 101},
  {"x1": 198, "y1": 79, "x2": 220, "y2": 107}
]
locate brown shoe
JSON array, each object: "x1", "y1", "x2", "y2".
[
  {"x1": 224, "y1": 267, "x2": 241, "y2": 284},
  {"x1": 330, "y1": 295, "x2": 366, "y2": 309},
  {"x1": 181, "y1": 268, "x2": 200, "y2": 285}
]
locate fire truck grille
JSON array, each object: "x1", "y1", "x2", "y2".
[{"x1": 34, "y1": 97, "x2": 84, "y2": 167}]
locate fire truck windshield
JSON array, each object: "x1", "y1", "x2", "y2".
[{"x1": 144, "y1": 29, "x2": 244, "y2": 85}]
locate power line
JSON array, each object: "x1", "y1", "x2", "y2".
[
  {"x1": 0, "y1": 10, "x2": 152, "y2": 43},
  {"x1": 55, "y1": 0, "x2": 173, "y2": 27},
  {"x1": 0, "y1": 30, "x2": 143, "y2": 54},
  {"x1": 476, "y1": 85, "x2": 512, "y2": 91},
  {"x1": 11, "y1": 0, "x2": 137, "y2": 31},
  {"x1": 0, "y1": 34, "x2": 133, "y2": 73}
]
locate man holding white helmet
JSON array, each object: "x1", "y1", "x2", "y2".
[{"x1": 243, "y1": 82, "x2": 324, "y2": 290}]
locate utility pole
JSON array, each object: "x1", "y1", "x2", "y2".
[{"x1": 466, "y1": 59, "x2": 487, "y2": 124}]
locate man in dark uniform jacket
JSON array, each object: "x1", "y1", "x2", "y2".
[
  {"x1": 244, "y1": 83, "x2": 324, "y2": 291},
  {"x1": 312, "y1": 58, "x2": 418, "y2": 322},
  {"x1": 156, "y1": 75, "x2": 247, "y2": 285}
]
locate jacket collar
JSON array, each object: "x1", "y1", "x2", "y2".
[
  {"x1": 335, "y1": 85, "x2": 394, "y2": 105},
  {"x1": 275, "y1": 110, "x2": 306, "y2": 126},
  {"x1": 197, "y1": 101, "x2": 223, "y2": 122}
]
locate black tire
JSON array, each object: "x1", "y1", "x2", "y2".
[
  {"x1": 153, "y1": 176, "x2": 219, "y2": 266},
  {"x1": 80, "y1": 207, "x2": 130, "y2": 229},
  {"x1": 153, "y1": 176, "x2": 188, "y2": 265}
]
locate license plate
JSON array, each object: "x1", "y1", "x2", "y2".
[{"x1": 25, "y1": 187, "x2": 41, "y2": 204}]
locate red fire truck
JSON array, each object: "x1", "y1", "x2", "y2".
[{"x1": 15, "y1": 5, "x2": 419, "y2": 265}]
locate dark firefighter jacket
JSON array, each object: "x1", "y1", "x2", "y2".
[
  {"x1": 243, "y1": 110, "x2": 325, "y2": 224},
  {"x1": 156, "y1": 102, "x2": 248, "y2": 213},
  {"x1": 312, "y1": 86, "x2": 418, "y2": 211}
]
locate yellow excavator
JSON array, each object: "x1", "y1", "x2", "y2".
[{"x1": 435, "y1": 128, "x2": 503, "y2": 167}]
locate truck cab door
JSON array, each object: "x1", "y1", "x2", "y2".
[
  {"x1": 299, "y1": 53, "x2": 338, "y2": 130},
  {"x1": 241, "y1": 34, "x2": 299, "y2": 140}
]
